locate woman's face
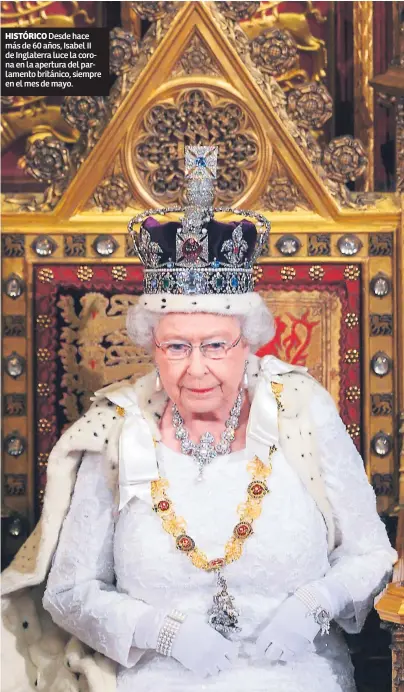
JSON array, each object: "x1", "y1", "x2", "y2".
[{"x1": 153, "y1": 312, "x2": 250, "y2": 415}]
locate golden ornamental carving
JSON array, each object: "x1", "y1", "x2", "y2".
[
  {"x1": 22, "y1": 137, "x2": 71, "y2": 185},
  {"x1": 92, "y1": 175, "x2": 133, "y2": 212},
  {"x1": 287, "y1": 82, "x2": 333, "y2": 130},
  {"x1": 322, "y1": 136, "x2": 368, "y2": 184},
  {"x1": 109, "y1": 19, "x2": 169, "y2": 114},
  {"x1": 60, "y1": 96, "x2": 110, "y2": 167},
  {"x1": 263, "y1": 179, "x2": 300, "y2": 211},
  {"x1": 3, "y1": 1, "x2": 373, "y2": 214},
  {"x1": 240, "y1": 1, "x2": 327, "y2": 86},
  {"x1": 209, "y1": 3, "x2": 364, "y2": 209},
  {"x1": 109, "y1": 28, "x2": 140, "y2": 76},
  {"x1": 10, "y1": 136, "x2": 72, "y2": 211},
  {"x1": 250, "y1": 28, "x2": 298, "y2": 77},
  {"x1": 64, "y1": 235, "x2": 86, "y2": 258},
  {"x1": 0, "y1": 1, "x2": 93, "y2": 182},
  {"x1": 131, "y1": 2, "x2": 176, "y2": 21},
  {"x1": 2, "y1": 235, "x2": 25, "y2": 257},
  {"x1": 293, "y1": 129, "x2": 321, "y2": 166},
  {"x1": 262, "y1": 160, "x2": 308, "y2": 212},
  {"x1": 307, "y1": 234, "x2": 329, "y2": 257},
  {"x1": 61, "y1": 96, "x2": 108, "y2": 135},
  {"x1": 1, "y1": 96, "x2": 34, "y2": 115},
  {"x1": 130, "y1": 88, "x2": 262, "y2": 206},
  {"x1": 0, "y1": 1, "x2": 94, "y2": 28},
  {"x1": 203, "y1": 4, "x2": 260, "y2": 84},
  {"x1": 353, "y1": 2, "x2": 374, "y2": 191},
  {"x1": 1, "y1": 96, "x2": 77, "y2": 152},
  {"x1": 171, "y1": 34, "x2": 222, "y2": 77},
  {"x1": 216, "y1": 2, "x2": 260, "y2": 22},
  {"x1": 4, "y1": 21, "x2": 165, "y2": 214}
]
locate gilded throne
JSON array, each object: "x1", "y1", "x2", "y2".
[{"x1": 1, "y1": 2, "x2": 403, "y2": 690}]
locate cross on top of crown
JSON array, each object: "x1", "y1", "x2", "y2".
[{"x1": 185, "y1": 145, "x2": 218, "y2": 180}]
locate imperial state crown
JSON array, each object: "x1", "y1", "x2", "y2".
[{"x1": 128, "y1": 146, "x2": 270, "y2": 300}]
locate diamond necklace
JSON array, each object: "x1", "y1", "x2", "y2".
[{"x1": 172, "y1": 389, "x2": 243, "y2": 480}]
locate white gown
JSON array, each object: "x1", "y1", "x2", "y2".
[{"x1": 43, "y1": 384, "x2": 395, "y2": 692}]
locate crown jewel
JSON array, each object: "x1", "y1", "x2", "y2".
[{"x1": 128, "y1": 146, "x2": 270, "y2": 296}]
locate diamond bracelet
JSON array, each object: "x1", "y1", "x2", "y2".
[
  {"x1": 155, "y1": 610, "x2": 186, "y2": 657},
  {"x1": 295, "y1": 586, "x2": 331, "y2": 636}
]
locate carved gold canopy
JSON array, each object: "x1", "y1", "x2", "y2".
[
  {"x1": 1, "y1": 1, "x2": 403, "y2": 544},
  {"x1": 1, "y1": 2, "x2": 378, "y2": 216}
]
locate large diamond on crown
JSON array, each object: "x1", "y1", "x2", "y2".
[
  {"x1": 176, "y1": 229, "x2": 209, "y2": 267},
  {"x1": 178, "y1": 269, "x2": 207, "y2": 295},
  {"x1": 185, "y1": 145, "x2": 217, "y2": 180}
]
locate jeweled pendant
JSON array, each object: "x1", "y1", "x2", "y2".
[
  {"x1": 208, "y1": 571, "x2": 241, "y2": 640},
  {"x1": 195, "y1": 457, "x2": 206, "y2": 482}
]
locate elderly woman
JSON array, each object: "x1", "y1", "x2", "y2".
[{"x1": 2, "y1": 148, "x2": 396, "y2": 692}]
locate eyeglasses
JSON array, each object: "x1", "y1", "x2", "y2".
[{"x1": 154, "y1": 333, "x2": 242, "y2": 360}]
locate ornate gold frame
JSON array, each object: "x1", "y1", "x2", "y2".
[
  {"x1": 2, "y1": 208, "x2": 401, "y2": 520},
  {"x1": 353, "y1": 1, "x2": 374, "y2": 191},
  {"x1": 1, "y1": 0, "x2": 403, "y2": 649}
]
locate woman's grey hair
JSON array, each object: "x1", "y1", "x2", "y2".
[{"x1": 126, "y1": 300, "x2": 276, "y2": 353}]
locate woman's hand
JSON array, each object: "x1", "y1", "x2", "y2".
[
  {"x1": 255, "y1": 594, "x2": 322, "y2": 662},
  {"x1": 171, "y1": 614, "x2": 239, "y2": 677},
  {"x1": 133, "y1": 609, "x2": 238, "y2": 677}
]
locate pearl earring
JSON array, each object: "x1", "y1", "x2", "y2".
[
  {"x1": 155, "y1": 368, "x2": 162, "y2": 392},
  {"x1": 243, "y1": 360, "x2": 249, "y2": 389}
]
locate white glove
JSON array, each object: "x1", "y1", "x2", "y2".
[
  {"x1": 255, "y1": 594, "x2": 321, "y2": 662},
  {"x1": 255, "y1": 575, "x2": 353, "y2": 663},
  {"x1": 171, "y1": 614, "x2": 239, "y2": 677},
  {"x1": 133, "y1": 608, "x2": 239, "y2": 677}
]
